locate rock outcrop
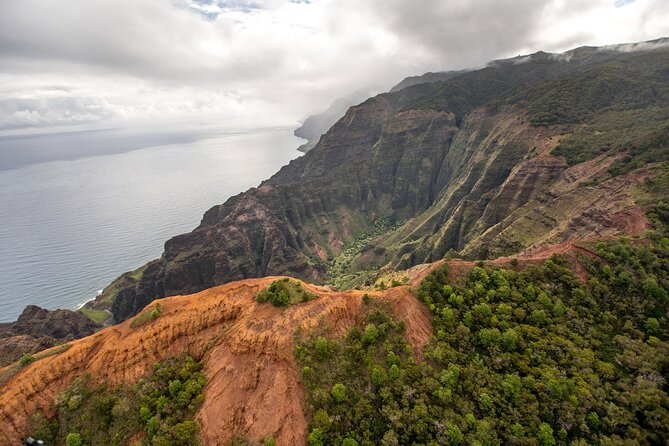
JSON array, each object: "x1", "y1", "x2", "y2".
[{"x1": 0, "y1": 306, "x2": 101, "y2": 367}]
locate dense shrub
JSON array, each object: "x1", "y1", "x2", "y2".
[
  {"x1": 19, "y1": 354, "x2": 35, "y2": 366},
  {"x1": 297, "y1": 223, "x2": 669, "y2": 445},
  {"x1": 30, "y1": 355, "x2": 205, "y2": 446},
  {"x1": 257, "y1": 278, "x2": 317, "y2": 307}
]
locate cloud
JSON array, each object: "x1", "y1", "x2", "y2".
[
  {"x1": 0, "y1": 0, "x2": 667, "y2": 133},
  {"x1": 0, "y1": 96, "x2": 115, "y2": 130},
  {"x1": 605, "y1": 37, "x2": 669, "y2": 52},
  {"x1": 186, "y1": 0, "x2": 264, "y2": 18},
  {"x1": 615, "y1": 0, "x2": 636, "y2": 6}
]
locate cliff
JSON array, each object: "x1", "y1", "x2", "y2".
[
  {"x1": 293, "y1": 89, "x2": 374, "y2": 152},
  {"x1": 0, "y1": 306, "x2": 100, "y2": 367},
  {"x1": 102, "y1": 40, "x2": 669, "y2": 323}
]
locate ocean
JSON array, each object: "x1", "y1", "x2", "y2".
[{"x1": 0, "y1": 126, "x2": 303, "y2": 322}]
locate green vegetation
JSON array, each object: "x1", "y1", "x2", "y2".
[
  {"x1": 30, "y1": 355, "x2": 205, "y2": 446},
  {"x1": 66, "y1": 433, "x2": 83, "y2": 446},
  {"x1": 373, "y1": 276, "x2": 409, "y2": 290},
  {"x1": 257, "y1": 278, "x2": 317, "y2": 307},
  {"x1": 19, "y1": 353, "x2": 35, "y2": 366},
  {"x1": 551, "y1": 107, "x2": 669, "y2": 176},
  {"x1": 524, "y1": 60, "x2": 669, "y2": 126},
  {"x1": 97, "y1": 264, "x2": 147, "y2": 308},
  {"x1": 325, "y1": 216, "x2": 403, "y2": 289},
  {"x1": 297, "y1": 310, "x2": 416, "y2": 445},
  {"x1": 229, "y1": 436, "x2": 277, "y2": 446},
  {"x1": 129, "y1": 303, "x2": 162, "y2": 329},
  {"x1": 79, "y1": 307, "x2": 111, "y2": 325},
  {"x1": 298, "y1": 223, "x2": 669, "y2": 444}
]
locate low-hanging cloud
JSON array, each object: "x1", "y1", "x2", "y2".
[{"x1": 0, "y1": 0, "x2": 667, "y2": 133}]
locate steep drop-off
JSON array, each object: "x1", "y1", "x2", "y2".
[{"x1": 105, "y1": 41, "x2": 669, "y2": 322}]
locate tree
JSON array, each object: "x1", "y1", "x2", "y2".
[
  {"x1": 538, "y1": 423, "x2": 555, "y2": 446},
  {"x1": 66, "y1": 433, "x2": 82, "y2": 446},
  {"x1": 445, "y1": 423, "x2": 463, "y2": 445},
  {"x1": 331, "y1": 383, "x2": 346, "y2": 403},
  {"x1": 645, "y1": 317, "x2": 660, "y2": 336},
  {"x1": 363, "y1": 324, "x2": 379, "y2": 344},
  {"x1": 478, "y1": 393, "x2": 494, "y2": 415},
  {"x1": 272, "y1": 290, "x2": 291, "y2": 306},
  {"x1": 389, "y1": 364, "x2": 400, "y2": 380},
  {"x1": 307, "y1": 428, "x2": 324, "y2": 446}
]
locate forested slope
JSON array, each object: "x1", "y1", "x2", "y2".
[{"x1": 298, "y1": 205, "x2": 669, "y2": 445}]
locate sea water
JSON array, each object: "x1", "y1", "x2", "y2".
[{"x1": 0, "y1": 126, "x2": 302, "y2": 322}]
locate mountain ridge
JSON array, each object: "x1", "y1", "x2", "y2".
[
  {"x1": 1, "y1": 36, "x2": 668, "y2": 446},
  {"x1": 92, "y1": 38, "x2": 669, "y2": 323}
]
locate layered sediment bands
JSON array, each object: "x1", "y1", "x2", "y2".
[
  {"x1": 365, "y1": 108, "x2": 561, "y2": 269},
  {"x1": 0, "y1": 278, "x2": 432, "y2": 445},
  {"x1": 459, "y1": 167, "x2": 655, "y2": 258}
]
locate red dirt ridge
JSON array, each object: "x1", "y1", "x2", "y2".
[{"x1": 0, "y1": 278, "x2": 432, "y2": 445}]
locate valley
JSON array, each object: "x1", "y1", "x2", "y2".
[{"x1": 1, "y1": 39, "x2": 669, "y2": 445}]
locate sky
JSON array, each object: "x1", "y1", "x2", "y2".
[{"x1": 0, "y1": 0, "x2": 668, "y2": 135}]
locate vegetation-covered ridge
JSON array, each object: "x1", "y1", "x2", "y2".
[
  {"x1": 29, "y1": 355, "x2": 206, "y2": 446},
  {"x1": 551, "y1": 107, "x2": 669, "y2": 176},
  {"x1": 297, "y1": 220, "x2": 669, "y2": 445},
  {"x1": 256, "y1": 278, "x2": 317, "y2": 307}
]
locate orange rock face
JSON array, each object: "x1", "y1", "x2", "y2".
[{"x1": 0, "y1": 277, "x2": 432, "y2": 445}]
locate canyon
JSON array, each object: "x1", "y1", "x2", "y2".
[
  {"x1": 1, "y1": 38, "x2": 669, "y2": 445},
  {"x1": 97, "y1": 40, "x2": 669, "y2": 323}
]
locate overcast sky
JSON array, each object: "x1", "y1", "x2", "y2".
[{"x1": 1, "y1": 0, "x2": 668, "y2": 134}]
